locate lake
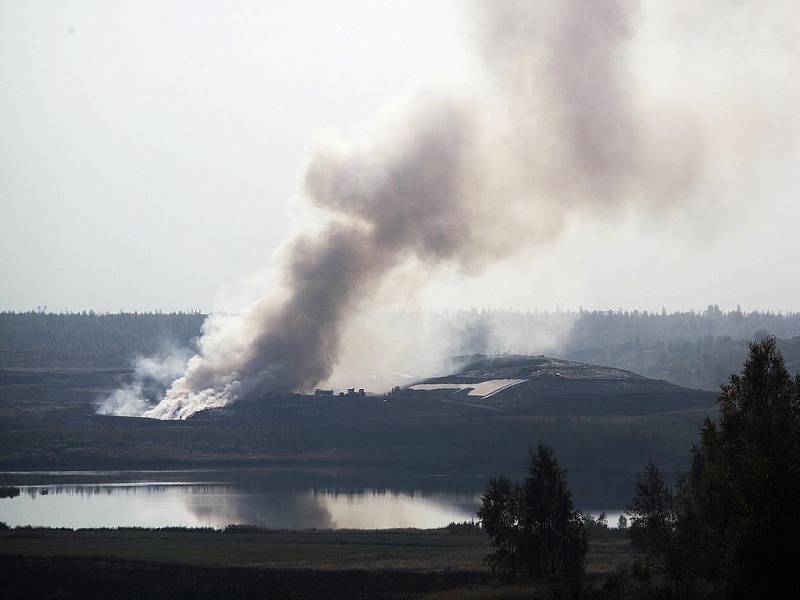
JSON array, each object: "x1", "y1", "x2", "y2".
[{"x1": 0, "y1": 469, "x2": 623, "y2": 529}]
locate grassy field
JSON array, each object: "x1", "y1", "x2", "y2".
[{"x1": 0, "y1": 527, "x2": 632, "y2": 599}]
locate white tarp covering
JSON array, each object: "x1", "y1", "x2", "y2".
[{"x1": 409, "y1": 379, "x2": 526, "y2": 398}]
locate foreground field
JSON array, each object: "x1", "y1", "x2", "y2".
[{"x1": 0, "y1": 527, "x2": 631, "y2": 599}]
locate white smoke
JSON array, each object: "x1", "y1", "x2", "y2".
[
  {"x1": 97, "y1": 344, "x2": 192, "y2": 416},
  {"x1": 98, "y1": 383, "x2": 151, "y2": 417}
]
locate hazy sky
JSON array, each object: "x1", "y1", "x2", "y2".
[{"x1": 2, "y1": 0, "x2": 799, "y2": 314}]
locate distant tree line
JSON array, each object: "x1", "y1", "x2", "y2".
[
  {"x1": 2, "y1": 308, "x2": 800, "y2": 384},
  {"x1": 436, "y1": 305, "x2": 800, "y2": 390},
  {"x1": 392, "y1": 306, "x2": 800, "y2": 390},
  {"x1": 0, "y1": 311, "x2": 206, "y2": 367},
  {"x1": 560, "y1": 306, "x2": 800, "y2": 390},
  {"x1": 566, "y1": 332, "x2": 800, "y2": 392},
  {"x1": 0, "y1": 310, "x2": 206, "y2": 352}
]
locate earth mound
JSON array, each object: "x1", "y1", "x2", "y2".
[{"x1": 406, "y1": 354, "x2": 715, "y2": 415}]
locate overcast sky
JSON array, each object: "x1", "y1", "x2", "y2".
[{"x1": 2, "y1": 0, "x2": 799, "y2": 314}]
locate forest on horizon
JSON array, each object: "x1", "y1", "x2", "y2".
[{"x1": 2, "y1": 306, "x2": 799, "y2": 391}]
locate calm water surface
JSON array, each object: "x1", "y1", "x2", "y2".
[
  {"x1": 0, "y1": 470, "x2": 622, "y2": 529},
  {"x1": 0, "y1": 469, "x2": 482, "y2": 529}
]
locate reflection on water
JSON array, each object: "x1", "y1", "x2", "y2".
[
  {"x1": 0, "y1": 471, "x2": 481, "y2": 529},
  {"x1": 0, "y1": 470, "x2": 623, "y2": 529}
]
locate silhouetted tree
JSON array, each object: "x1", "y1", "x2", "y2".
[
  {"x1": 627, "y1": 462, "x2": 690, "y2": 588},
  {"x1": 478, "y1": 474, "x2": 522, "y2": 577},
  {"x1": 628, "y1": 337, "x2": 800, "y2": 598},
  {"x1": 478, "y1": 445, "x2": 587, "y2": 597},
  {"x1": 685, "y1": 337, "x2": 800, "y2": 598}
]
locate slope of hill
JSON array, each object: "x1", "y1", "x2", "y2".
[{"x1": 406, "y1": 355, "x2": 715, "y2": 416}]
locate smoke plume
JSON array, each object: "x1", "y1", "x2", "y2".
[
  {"x1": 97, "y1": 344, "x2": 192, "y2": 417},
  {"x1": 103, "y1": 0, "x2": 784, "y2": 419}
]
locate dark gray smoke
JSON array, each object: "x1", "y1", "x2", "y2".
[{"x1": 133, "y1": 0, "x2": 769, "y2": 419}]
